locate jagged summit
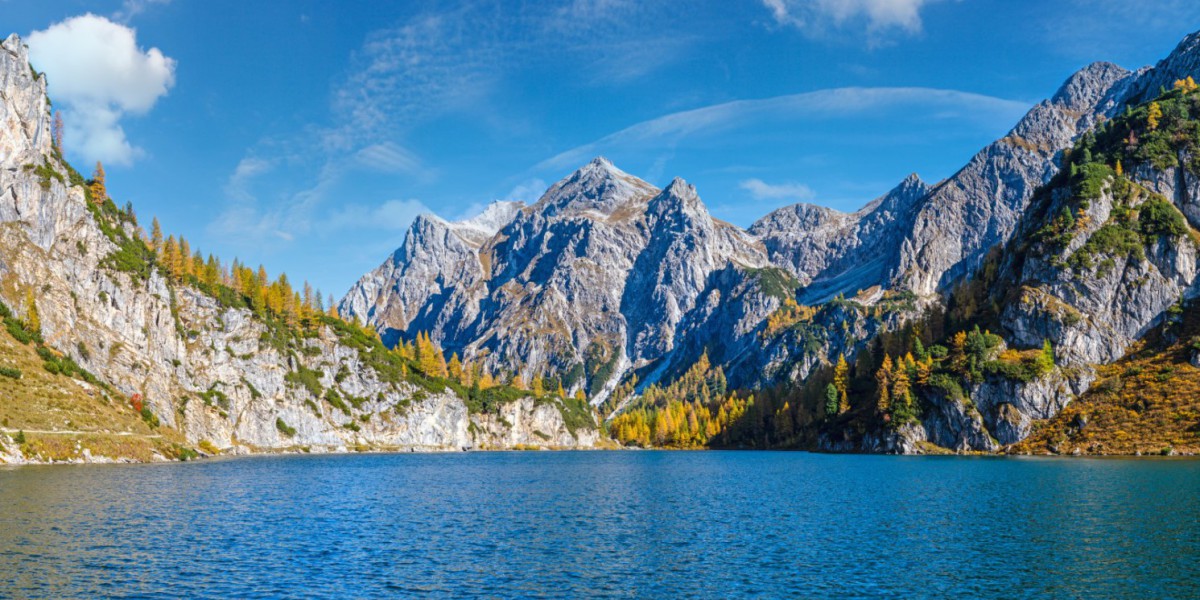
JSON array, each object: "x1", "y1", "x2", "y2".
[
  {"x1": 1126, "y1": 28, "x2": 1200, "y2": 103},
  {"x1": 419, "y1": 199, "x2": 525, "y2": 247},
  {"x1": 534, "y1": 156, "x2": 658, "y2": 217}
]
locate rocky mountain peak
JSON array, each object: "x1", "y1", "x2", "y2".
[
  {"x1": 1128, "y1": 29, "x2": 1200, "y2": 102},
  {"x1": 1050, "y1": 61, "x2": 1131, "y2": 112},
  {"x1": 534, "y1": 156, "x2": 658, "y2": 217}
]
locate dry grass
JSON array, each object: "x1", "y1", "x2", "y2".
[
  {"x1": 0, "y1": 324, "x2": 189, "y2": 462},
  {"x1": 1014, "y1": 340, "x2": 1200, "y2": 455}
]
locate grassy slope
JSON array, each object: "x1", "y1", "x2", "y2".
[
  {"x1": 1015, "y1": 317, "x2": 1200, "y2": 455},
  {"x1": 0, "y1": 324, "x2": 192, "y2": 463}
]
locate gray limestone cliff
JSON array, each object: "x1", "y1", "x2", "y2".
[{"x1": 0, "y1": 34, "x2": 598, "y2": 457}]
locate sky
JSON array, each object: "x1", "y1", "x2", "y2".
[{"x1": 5, "y1": 0, "x2": 1200, "y2": 299}]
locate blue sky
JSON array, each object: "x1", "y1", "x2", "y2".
[{"x1": 6, "y1": 0, "x2": 1200, "y2": 298}]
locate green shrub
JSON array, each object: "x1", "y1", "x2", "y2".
[
  {"x1": 285, "y1": 365, "x2": 324, "y2": 398},
  {"x1": 0, "y1": 366, "x2": 22, "y2": 379},
  {"x1": 275, "y1": 417, "x2": 297, "y2": 437},
  {"x1": 325, "y1": 389, "x2": 351, "y2": 416},
  {"x1": 1138, "y1": 198, "x2": 1187, "y2": 239},
  {"x1": 140, "y1": 407, "x2": 160, "y2": 428}
]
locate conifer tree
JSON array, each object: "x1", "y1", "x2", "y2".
[
  {"x1": 150, "y1": 217, "x2": 163, "y2": 254},
  {"x1": 824, "y1": 383, "x2": 839, "y2": 418},
  {"x1": 89, "y1": 162, "x2": 108, "y2": 204},
  {"x1": 1148, "y1": 101, "x2": 1163, "y2": 130},
  {"x1": 24, "y1": 288, "x2": 39, "y2": 333},
  {"x1": 53, "y1": 111, "x2": 64, "y2": 154},
  {"x1": 876, "y1": 355, "x2": 893, "y2": 414},
  {"x1": 833, "y1": 354, "x2": 850, "y2": 413}
]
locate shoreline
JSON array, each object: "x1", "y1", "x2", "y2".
[{"x1": 4, "y1": 442, "x2": 1199, "y2": 468}]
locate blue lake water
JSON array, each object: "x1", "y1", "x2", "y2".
[{"x1": 1, "y1": 451, "x2": 1198, "y2": 598}]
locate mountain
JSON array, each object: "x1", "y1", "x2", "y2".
[
  {"x1": 345, "y1": 30, "x2": 1200, "y2": 455},
  {"x1": 342, "y1": 158, "x2": 771, "y2": 404},
  {"x1": 0, "y1": 34, "x2": 599, "y2": 464}
]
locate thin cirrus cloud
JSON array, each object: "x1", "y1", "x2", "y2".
[
  {"x1": 213, "y1": 1, "x2": 696, "y2": 250},
  {"x1": 762, "y1": 0, "x2": 949, "y2": 45},
  {"x1": 535, "y1": 86, "x2": 1031, "y2": 174},
  {"x1": 112, "y1": 0, "x2": 172, "y2": 23},
  {"x1": 739, "y1": 178, "x2": 815, "y2": 201},
  {"x1": 27, "y1": 13, "x2": 176, "y2": 166}
]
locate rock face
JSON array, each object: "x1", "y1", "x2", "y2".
[
  {"x1": 0, "y1": 34, "x2": 598, "y2": 455},
  {"x1": 343, "y1": 158, "x2": 770, "y2": 402}
]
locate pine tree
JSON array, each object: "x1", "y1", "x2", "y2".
[
  {"x1": 448, "y1": 353, "x2": 463, "y2": 380},
  {"x1": 824, "y1": 383, "x2": 839, "y2": 418}
]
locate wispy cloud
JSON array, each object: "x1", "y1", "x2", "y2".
[
  {"x1": 212, "y1": 1, "x2": 703, "y2": 250},
  {"x1": 739, "y1": 178, "x2": 815, "y2": 201},
  {"x1": 354, "y1": 142, "x2": 422, "y2": 174},
  {"x1": 536, "y1": 87, "x2": 1031, "y2": 173},
  {"x1": 504, "y1": 178, "x2": 548, "y2": 204},
  {"x1": 762, "y1": 0, "x2": 951, "y2": 46},
  {"x1": 112, "y1": 0, "x2": 171, "y2": 23},
  {"x1": 326, "y1": 199, "x2": 430, "y2": 232},
  {"x1": 224, "y1": 156, "x2": 273, "y2": 201},
  {"x1": 27, "y1": 14, "x2": 176, "y2": 166}
]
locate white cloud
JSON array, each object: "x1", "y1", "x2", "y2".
[
  {"x1": 536, "y1": 87, "x2": 1030, "y2": 172},
  {"x1": 763, "y1": 0, "x2": 948, "y2": 44},
  {"x1": 326, "y1": 199, "x2": 430, "y2": 232},
  {"x1": 504, "y1": 178, "x2": 548, "y2": 204},
  {"x1": 27, "y1": 14, "x2": 176, "y2": 166},
  {"x1": 224, "y1": 157, "x2": 274, "y2": 201},
  {"x1": 739, "y1": 178, "x2": 816, "y2": 201}
]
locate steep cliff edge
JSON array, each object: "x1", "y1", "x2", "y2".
[{"x1": 0, "y1": 34, "x2": 599, "y2": 463}]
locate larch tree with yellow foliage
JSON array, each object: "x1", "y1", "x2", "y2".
[
  {"x1": 24, "y1": 288, "x2": 39, "y2": 333},
  {"x1": 89, "y1": 162, "x2": 108, "y2": 205},
  {"x1": 833, "y1": 354, "x2": 850, "y2": 414}
]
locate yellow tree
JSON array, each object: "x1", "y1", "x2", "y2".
[
  {"x1": 150, "y1": 217, "x2": 164, "y2": 254},
  {"x1": 876, "y1": 354, "x2": 893, "y2": 414},
  {"x1": 24, "y1": 288, "x2": 39, "y2": 333},
  {"x1": 1148, "y1": 101, "x2": 1163, "y2": 130},
  {"x1": 891, "y1": 358, "x2": 911, "y2": 416},
  {"x1": 833, "y1": 354, "x2": 850, "y2": 413},
  {"x1": 448, "y1": 353, "x2": 463, "y2": 380},
  {"x1": 89, "y1": 162, "x2": 107, "y2": 204}
]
